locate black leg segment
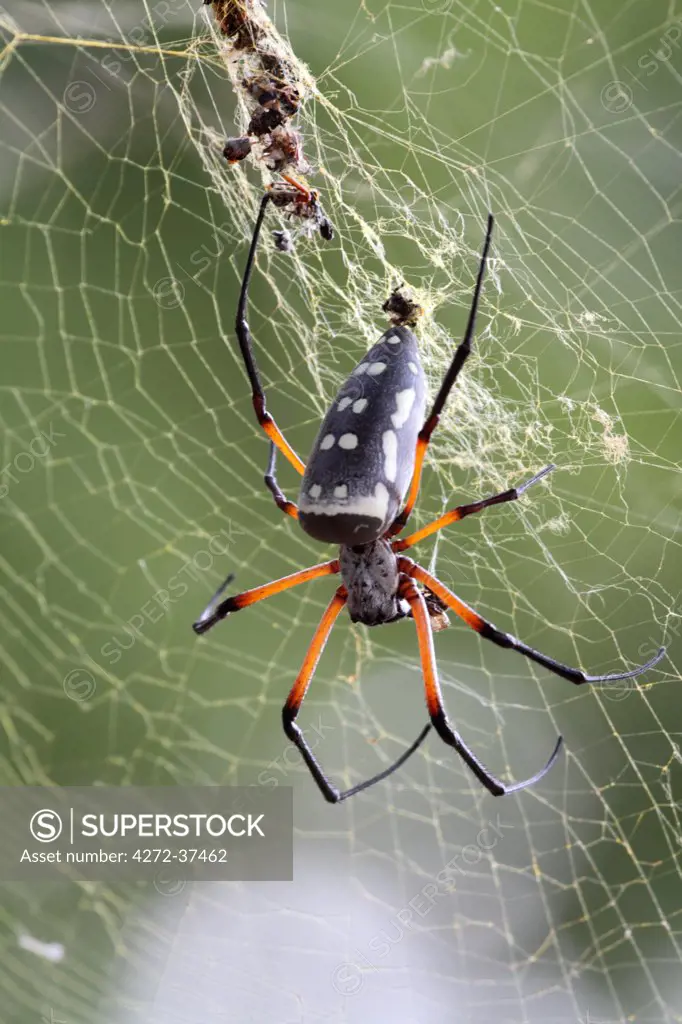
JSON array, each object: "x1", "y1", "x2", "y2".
[{"x1": 235, "y1": 192, "x2": 306, "y2": 475}]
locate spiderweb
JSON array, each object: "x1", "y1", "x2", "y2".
[{"x1": 0, "y1": 1, "x2": 680, "y2": 1021}]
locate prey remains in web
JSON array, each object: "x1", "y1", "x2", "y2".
[
  {"x1": 193, "y1": 191, "x2": 666, "y2": 805},
  {"x1": 204, "y1": 1, "x2": 333, "y2": 252}
]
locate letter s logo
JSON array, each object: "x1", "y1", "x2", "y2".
[{"x1": 30, "y1": 809, "x2": 63, "y2": 842}]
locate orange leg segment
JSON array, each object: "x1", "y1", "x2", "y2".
[
  {"x1": 282, "y1": 584, "x2": 431, "y2": 803},
  {"x1": 393, "y1": 465, "x2": 556, "y2": 553},
  {"x1": 258, "y1": 403, "x2": 306, "y2": 476},
  {"x1": 279, "y1": 173, "x2": 314, "y2": 199},
  {"x1": 399, "y1": 578, "x2": 441, "y2": 718},
  {"x1": 193, "y1": 559, "x2": 339, "y2": 635},
  {"x1": 284, "y1": 586, "x2": 348, "y2": 714}
]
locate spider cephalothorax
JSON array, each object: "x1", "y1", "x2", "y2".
[
  {"x1": 193, "y1": 188, "x2": 665, "y2": 804},
  {"x1": 337, "y1": 541, "x2": 444, "y2": 630},
  {"x1": 339, "y1": 541, "x2": 402, "y2": 627}
]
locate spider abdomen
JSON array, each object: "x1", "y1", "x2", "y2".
[{"x1": 298, "y1": 325, "x2": 427, "y2": 545}]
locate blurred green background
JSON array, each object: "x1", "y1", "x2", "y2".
[{"x1": 0, "y1": 1, "x2": 680, "y2": 1021}]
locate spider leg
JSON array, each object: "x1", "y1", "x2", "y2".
[
  {"x1": 387, "y1": 213, "x2": 494, "y2": 537},
  {"x1": 399, "y1": 556, "x2": 666, "y2": 684},
  {"x1": 193, "y1": 558, "x2": 339, "y2": 635},
  {"x1": 283, "y1": 587, "x2": 431, "y2": 803},
  {"x1": 236, "y1": 192, "x2": 306, "y2": 476},
  {"x1": 400, "y1": 577, "x2": 562, "y2": 796},
  {"x1": 393, "y1": 464, "x2": 555, "y2": 553},
  {"x1": 264, "y1": 442, "x2": 299, "y2": 520}
]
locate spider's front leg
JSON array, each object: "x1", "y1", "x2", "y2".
[
  {"x1": 235, "y1": 191, "x2": 306, "y2": 477},
  {"x1": 387, "y1": 213, "x2": 495, "y2": 538}
]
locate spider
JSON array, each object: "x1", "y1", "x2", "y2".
[{"x1": 193, "y1": 190, "x2": 666, "y2": 804}]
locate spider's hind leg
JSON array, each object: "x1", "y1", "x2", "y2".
[
  {"x1": 400, "y1": 576, "x2": 563, "y2": 796},
  {"x1": 282, "y1": 586, "x2": 431, "y2": 803},
  {"x1": 399, "y1": 555, "x2": 666, "y2": 687}
]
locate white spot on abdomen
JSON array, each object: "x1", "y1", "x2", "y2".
[
  {"x1": 391, "y1": 387, "x2": 416, "y2": 428},
  {"x1": 308, "y1": 484, "x2": 322, "y2": 499},
  {"x1": 320, "y1": 434, "x2": 335, "y2": 450},
  {"x1": 382, "y1": 429, "x2": 398, "y2": 481},
  {"x1": 353, "y1": 363, "x2": 367, "y2": 375},
  {"x1": 339, "y1": 433, "x2": 358, "y2": 449},
  {"x1": 408, "y1": 361, "x2": 419, "y2": 375},
  {"x1": 337, "y1": 397, "x2": 352, "y2": 411},
  {"x1": 372, "y1": 482, "x2": 389, "y2": 515},
  {"x1": 344, "y1": 481, "x2": 389, "y2": 519},
  {"x1": 352, "y1": 398, "x2": 368, "y2": 413},
  {"x1": 367, "y1": 362, "x2": 387, "y2": 376},
  {"x1": 333, "y1": 484, "x2": 348, "y2": 498}
]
